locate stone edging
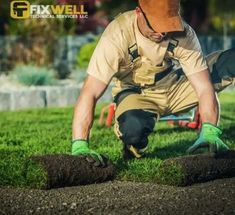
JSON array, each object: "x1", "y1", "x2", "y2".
[{"x1": 0, "y1": 86, "x2": 113, "y2": 111}]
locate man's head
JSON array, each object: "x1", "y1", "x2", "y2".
[
  {"x1": 136, "y1": 0, "x2": 184, "y2": 42},
  {"x1": 138, "y1": 0, "x2": 184, "y2": 33}
]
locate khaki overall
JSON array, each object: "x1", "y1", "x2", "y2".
[{"x1": 112, "y1": 14, "x2": 231, "y2": 139}]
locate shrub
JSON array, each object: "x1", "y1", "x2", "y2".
[
  {"x1": 14, "y1": 65, "x2": 55, "y2": 86},
  {"x1": 54, "y1": 61, "x2": 72, "y2": 80},
  {"x1": 76, "y1": 38, "x2": 99, "y2": 69}
]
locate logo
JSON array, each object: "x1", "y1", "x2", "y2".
[
  {"x1": 10, "y1": 0, "x2": 88, "y2": 19},
  {"x1": 11, "y1": 0, "x2": 30, "y2": 19}
]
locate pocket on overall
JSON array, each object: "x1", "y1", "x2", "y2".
[{"x1": 133, "y1": 62, "x2": 157, "y2": 86}]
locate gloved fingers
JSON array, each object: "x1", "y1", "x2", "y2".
[
  {"x1": 76, "y1": 154, "x2": 86, "y2": 159},
  {"x1": 84, "y1": 155, "x2": 101, "y2": 167},
  {"x1": 209, "y1": 142, "x2": 217, "y2": 153},
  {"x1": 85, "y1": 155, "x2": 97, "y2": 163},
  {"x1": 92, "y1": 152, "x2": 106, "y2": 167},
  {"x1": 85, "y1": 153, "x2": 106, "y2": 167},
  {"x1": 102, "y1": 154, "x2": 109, "y2": 160},
  {"x1": 186, "y1": 140, "x2": 200, "y2": 154},
  {"x1": 186, "y1": 145, "x2": 196, "y2": 154},
  {"x1": 186, "y1": 140, "x2": 208, "y2": 154},
  {"x1": 221, "y1": 143, "x2": 229, "y2": 151},
  {"x1": 100, "y1": 154, "x2": 110, "y2": 166},
  {"x1": 208, "y1": 139, "x2": 229, "y2": 153},
  {"x1": 96, "y1": 154, "x2": 106, "y2": 167},
  {"x1": 215, "y1": 138, "x2": 229, "y2": 152},
  {"x1": 93, "y1": 159, "x2": 102, "y2": 167}
]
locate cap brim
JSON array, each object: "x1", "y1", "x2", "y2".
[{"x1": 147, "y1": 15, "x2": 184, "y2": 33}]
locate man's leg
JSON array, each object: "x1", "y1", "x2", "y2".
[
  {"x1": 114, "y1": 92, "x2": 162, "y2": 160},
  {"x1": 168, "y1": 48, "x2": 235, "y2": 114},
  {"x1": 116, "y1": 109, "x2": 156, "y2": 160},
  {"x1": 207, "y1": 48, "x2": 235, "y2": 91}
]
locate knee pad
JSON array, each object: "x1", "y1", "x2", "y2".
[{"x1": 117, "y1": 109, "x2": 156, "y2": 149}]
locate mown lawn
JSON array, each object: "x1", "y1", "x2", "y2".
[{"x1": 0, "y1": 91, "x2": 235, "y2": 187}]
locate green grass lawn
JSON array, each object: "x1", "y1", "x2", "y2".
[{"x1": 0, "y1": 91, "x2": 235, "y2": 187}]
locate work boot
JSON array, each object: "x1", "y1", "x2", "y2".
[{"x1": 122, "y1": 144, "x2": 147, "y2": 161}]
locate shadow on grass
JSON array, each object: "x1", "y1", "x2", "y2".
[
  {"x1": 220, "y1": 114, "x2": 235, "y2": 122},
  {"x1": 223, "y1": 125, "x2": 235, "y2": 139},
  {"x1": 114, "y1": 158, "x2": 130, "y2": 172},
  {"x1": 148, "y1": 126, "x2": 197, "y2": 160},
  {"x1": 152, "y1": 126, "x2": 199, "y2": 135},
  {"x1": 146, "y1": 139, "x2": 192, "y2": 160}
]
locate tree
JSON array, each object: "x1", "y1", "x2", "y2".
[{"x1": 209, "y1": 0, "x2": 235, "y2": 49}]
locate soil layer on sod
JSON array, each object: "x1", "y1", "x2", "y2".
[
  {"x1": 158, "y1": 150, "x2": 235, "y2": 186},
  {"x1": 0, "y1": 178, "x2": 234, "y2": 215},
  {"x1": 26, "y1": 154, "x2": 115, "y2": 189}
]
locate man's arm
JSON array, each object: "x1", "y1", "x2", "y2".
[
  {"x1": 71, "y1": 75, "x2": 109, "y2": 166},
  {"x1": 186, "y1": 69, "x2": 229, "y2": 153},
  {"x1": 70, "y1": 19, "x2": 122, "y2": 162},
  {"x1": 72, "y1": 75, "x2": 107, "y2": 140},
  {"x1": 187, "y1": 69, "x2": 219, "y2": 125}
]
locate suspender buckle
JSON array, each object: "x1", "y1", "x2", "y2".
[{"x1": 128, "y1": 43, "x2": 140, "y2": 63}]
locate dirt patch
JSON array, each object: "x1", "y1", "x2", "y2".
[
  {"x1": 158, "y1": 150, "x2": 235, "y2": 186},
  {"x1": 26, "y1": 154, "x2": 115, "y2": 189},
  {"x1": 0, "y1": 178, "x2": 235, "y2": 215}
]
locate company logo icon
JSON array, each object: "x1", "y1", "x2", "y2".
[{"x1": 10, "y1": 0, "x2": 30, "y2": 19}]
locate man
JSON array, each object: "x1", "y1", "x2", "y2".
[{"x1": 71, "y1": 0, "x2": 234, "y2": 165}]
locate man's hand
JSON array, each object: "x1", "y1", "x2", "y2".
[
  {"x1": 72, "y1": 140, "x2": 105, "y2": 167},
  {"x1": 187, "y1": 123, "x2": 229, "y2": 154}
]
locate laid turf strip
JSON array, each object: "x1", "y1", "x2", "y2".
[
  {"x1": 25, "y1": 154, "x2": 116, "y2": 189},
  {"x1": 158, "y1": 150, "x2": 235, "y2": 186}
]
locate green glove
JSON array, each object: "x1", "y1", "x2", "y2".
[
  {"x1": 71, "y1": 140, "x2": 105, "y2": 166},
  {"x1": 187, "y1": 123, "x2": 229, "y2": 154}
]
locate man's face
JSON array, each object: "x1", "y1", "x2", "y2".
[{"x1": 136, "y1": 7, "x2": 167, "y2": 43}]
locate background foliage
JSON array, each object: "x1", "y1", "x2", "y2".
[
  {"x1": 2, "y1": 0, "x2": 235, "y2": 36},
  {"x1": 14, "y1": 65, "x2": 55, "y2": 86},
  {"x1": 76, "y1": 38, "x2": 99, "y2": 68},
  {"x1": 1, "y1": 0, "x2": 235, "y2": 80}
]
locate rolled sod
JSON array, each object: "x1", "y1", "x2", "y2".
[
  {"x1": 157, "y1": 150, "x2": 235, "y2": 186},
  {"x1": 25, "y1": 154, "x2": 116, "y2": 189}
]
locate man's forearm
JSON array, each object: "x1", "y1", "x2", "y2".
[
  {"x1": 72, "y1": 75, "x2": 108, "y2": 141},
  {"x1": 72, "y1": 91, "x2": 96, "y2": 141},
  {"x1": 198, "y1": 90, "x2": 219, "y2": 125},
  {"x1": 187, "y1": 69, "x2": 219, "y2": 125}
]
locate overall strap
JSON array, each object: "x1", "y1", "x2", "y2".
[
  {"x1": 167, "y1": 23, "x2": 187, "y2": 56},
  {"x1": 167, "y1": 38, "x2": 179, "y2": 56},
  {"x1": 115, "y1": 12, "x2": 140, "y2": 63}
]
